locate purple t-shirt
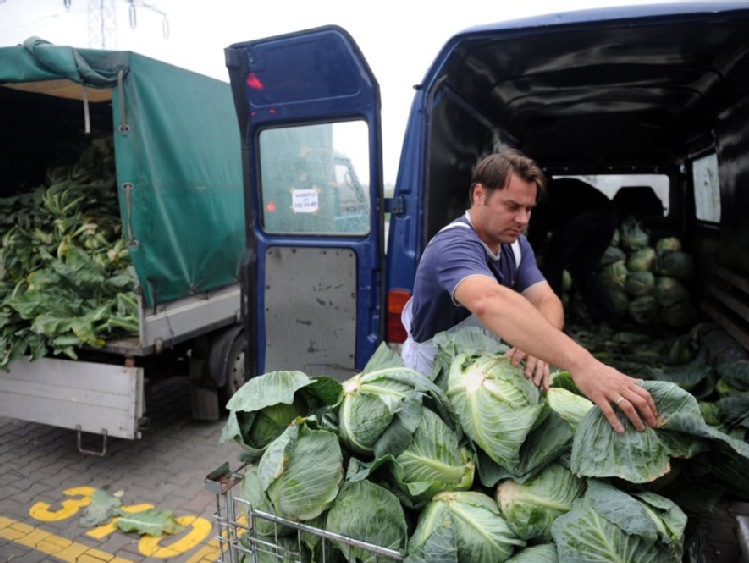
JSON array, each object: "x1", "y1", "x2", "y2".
[{"x1": 409, "y1": 216, "x2": 545, "y2": 343}]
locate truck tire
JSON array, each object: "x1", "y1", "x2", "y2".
[{"x1": 211, "y1": 326, "x2": 247, "y2": 409}]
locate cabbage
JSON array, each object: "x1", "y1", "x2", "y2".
[
  {"x1": 717, "y1": 360, "x2": 749, "y2": 392},
  {"x1": 625, "y1": 271, "x2": 655, "y2": 296},
  {"x1": 552, "y1": 480, "x2": 686, "y2": 562},
  {"x1": 570, "y1": 380, "x2": 749, "y2": 495},
  {"x1": 599, "y1": 245, "x2": 626, "y2": 267},
  {"x1": 432, "y1": 326, "x2": 509, "y2": 389},
  {"x1": 407, "y1": 491, "x2": 525, "y2": 563},
  {"x1": 656, "y1": 250, "x2": 695, "y2": 280},
  {"x1": 654, "y1": 276, "x2": 689, "y2": 306},
  {"x1": 599, "y1": 260, "x2": 627, "y2": 289},
  {"x1": 239, "y1": 466, "x2": 293, "y2": 537},
  {"x1": 607, "y1": 287, "x2": 630, "y2": 315},
  {"x1": 446, "y1": 354, "x2": 546, "y2": 474},
  {"x1": 220, "y1": 370, "x2": 342, "y2": 463},
  {"x1": 325, "y1": 480, "x2": 408, "y2": 560},
  {"x1": 626, "y1": 247, "x2": 656, "y2": 272},
  {"x1": 339, "y1": 344, "x2": 454, "y2": 458},
  {"x1": 546, "y1": 386, "x2": 594, "y2": 431},
  {"x1": 660, "y1": 301, "x2": 698, "y2": 329},
  {"x1": 505, "y1": 543, "x2": 558, "y2": 562},
  {"x1": 656, "y1": 237, "x2": 682, "y2": 252},
  {"x1": 390, "y1": 407, "x2": 475, "y2": 507},
  {"x1": 699, "y1": 402, "x2": 723, "y2": 427},
  {"x1": 258, "y1": 418, "x2": 343, "y2": 521},
  {"x1": 629, "y1": 295, "x2": 659, "y2": 324},
  {"x1": 497, "y1": 463, "x2": 585, "y2": 542}
]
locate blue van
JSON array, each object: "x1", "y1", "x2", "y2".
[{"x1": 224, "y1": 2, "x2": 749, "y2": 381}]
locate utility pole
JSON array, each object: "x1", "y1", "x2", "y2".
[
  {"x1": 88, "y1": 0, "x2": 117, "y2": 49},
  {"x1": 82, "y1": 0, "x2": 168, "y2": 50}
]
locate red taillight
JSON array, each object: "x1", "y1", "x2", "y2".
[
  {"x1": 246, "y1": 73, "x2": 264, "y2": 90},
  {"x1": 387, "y1": 289, "x2": 411, "y2": 344}
]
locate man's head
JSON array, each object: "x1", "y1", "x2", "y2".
[
  {"x1": 468, "y1": 150, "x2": 547, "y2": 250},
  {"x1": 470, "y1": 150, "x2": 547, "y2": 200}
]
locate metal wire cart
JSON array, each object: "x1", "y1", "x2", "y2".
[{"x1": 205, "y1": 468, "x2": 405, "y2": 562}]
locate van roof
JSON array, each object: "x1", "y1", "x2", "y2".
[{"x1": 423, "y1": 2, "x2": 749, "y2": 168}]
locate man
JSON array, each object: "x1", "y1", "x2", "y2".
[
  {"x1": 528, "y1": 177, "x2": 620, "y2": 327},
  {"x1": 401, "y1": 150, "x2": 657, "y2": 433}
]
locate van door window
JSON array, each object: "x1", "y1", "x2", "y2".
[
  {"x1": 259, "y1": 121, "x2": 370, "y2": 236},
  {"x1": 691, "y1": 153, "x2": 721, "y2": 223}
]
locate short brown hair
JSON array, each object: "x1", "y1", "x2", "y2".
[{"x1": 470, "y1": 150, "x2": 547, "y2": 201}]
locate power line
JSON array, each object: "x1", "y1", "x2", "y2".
[{"x1": 0, "y1": 0, "x2": 169, "y2": 48}]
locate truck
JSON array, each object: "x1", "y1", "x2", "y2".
[
  {"x1": 224, "y1": 2, "x2": 749, "y2": 559},
  {"x1": 0, "y1": 38, "x2": 247, "y2": 453}
]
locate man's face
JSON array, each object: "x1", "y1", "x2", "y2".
[{"x1": 470, "y1": 173, "x2": 538, "y2": 250}]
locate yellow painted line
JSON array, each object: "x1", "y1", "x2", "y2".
[
  {"x1": 0, "y1": 515, "x2": 134, "y2": 563},
  {"x1": 1, "y1": 514, "x2": 222, "y2": 561}
]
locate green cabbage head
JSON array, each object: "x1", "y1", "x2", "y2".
[
  {"x1": 497, "y1": 463, "x2": 586, "y2": 542},
  {"x1": 446, "y1": 354, "x2": 546, "y2": 474},
  {"x1": 408, "y1": 491, "x2": 525, "y2": 563},
  {"x1": 338, "y1": 345, "x2": 453, "y2": 459}
]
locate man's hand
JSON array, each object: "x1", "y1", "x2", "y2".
[
  {"x1": 504, "y1": 347, "x2": 551, "y2": 390},
  {"x1": 571, "y1": 360, "x2": 659, "y2": 433}
]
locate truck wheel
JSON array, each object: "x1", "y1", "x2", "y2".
[{"x1": 214, "y1": 328, "x2": 247, "y2": 409}]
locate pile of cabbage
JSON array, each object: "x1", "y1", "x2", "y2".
[
  {"x1": 219, "y1": 327, "x2": 749, "y2": 562},
  {"x1": 574, "y1": 216, "x2": 698, "y2": 328}
]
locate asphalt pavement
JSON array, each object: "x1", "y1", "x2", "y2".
[{"x1": 0, "y1": 375, "x2": 244, "y2": 562}]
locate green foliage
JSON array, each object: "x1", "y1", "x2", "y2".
[{"x1": 0, "y1": 137, "x2": 138, "y2": 368}]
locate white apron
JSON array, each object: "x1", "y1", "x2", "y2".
[{"x1": 401, "y1": 299, "x2": 495, "y2": 376}]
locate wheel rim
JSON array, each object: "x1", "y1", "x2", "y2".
[{"x1": 228, "y1": 346, "x2": 245, "y2": 394}]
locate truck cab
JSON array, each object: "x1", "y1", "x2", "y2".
[{"x1": 225, "y1": 2, "x2": 749, "y2": 380}]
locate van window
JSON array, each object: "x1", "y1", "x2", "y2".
[
  {"x1": 556, "y1": 174, "x2": 669, "y2": 217},
  {"x1": 259, "y1": 121, "x2": 370, "y2": 235},
  {"x1": 691, "y1": 153, "x2": 721, "y2": 223}
]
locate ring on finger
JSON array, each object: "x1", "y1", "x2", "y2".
[{"x1": 616, "y1": 396, "x2": 624, "y2": 406}]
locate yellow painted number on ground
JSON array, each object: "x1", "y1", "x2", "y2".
[
  {"x1": 29, "y1": 486, "x2": 96, "y2": 521},
  {"x1": 139, "y1": 515, "x2": 213, "y2": 558},
  {"x1": 28, "y1": 486, "x2": 216, "y2": 559}
]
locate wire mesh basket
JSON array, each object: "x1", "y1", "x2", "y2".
[{"x1": 204, "y1": 467, "x2": 405, "y2": 562}]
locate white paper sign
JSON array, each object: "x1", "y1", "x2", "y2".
[{"x1": 292, "y1": 188, "x2": 319, "y2": 213}]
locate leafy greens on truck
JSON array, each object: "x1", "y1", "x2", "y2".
[{"x1": 0, "y1": 136, "x2": 138, "y2": 367}]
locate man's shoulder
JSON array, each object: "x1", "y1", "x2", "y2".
[{"x1": 431, "y1": 220, "x2": 478, "y2": 245}]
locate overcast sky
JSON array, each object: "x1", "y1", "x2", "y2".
[{"x1": 1, "y1": 0, "x2": 697, "y2": 185}]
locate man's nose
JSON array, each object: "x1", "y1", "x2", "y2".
[{"x1": 516, "y1": 208, "x2": 531, "y2": 224}]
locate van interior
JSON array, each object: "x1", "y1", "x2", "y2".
[{"x1": 420, "y1": 7, "x2": 749, "y2": 349}]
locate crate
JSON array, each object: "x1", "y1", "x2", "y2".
[{"x1": 204, "y1": 468, "x2": 405, "y2": 562}]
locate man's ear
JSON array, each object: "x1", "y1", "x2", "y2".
[{"x1": 472, "y1": 183, "x2": 483, "y2": 205}]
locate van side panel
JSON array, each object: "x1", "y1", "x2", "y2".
[{"x1": 717, "y1": 99, "x2": 749, "y2": 275}]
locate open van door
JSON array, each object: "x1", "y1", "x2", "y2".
[{"x1": 225, "y1": 26, "x2": 384, "y2": 380}]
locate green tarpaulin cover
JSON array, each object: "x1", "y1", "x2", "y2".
[{"x1": 0, "y1": 38, "x2": 244, "y2": 307}]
